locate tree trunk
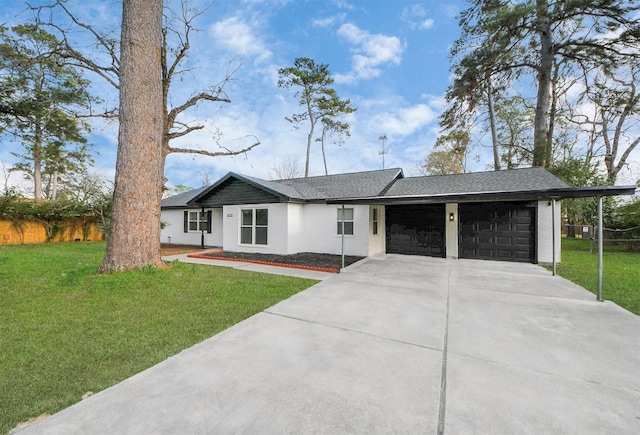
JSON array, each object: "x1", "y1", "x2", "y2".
[
  {"x1": 532, "y1": 0, "x2": 553, "y2": 168},
  {"x1": 99, "y1": 0, "x2": 164, "y2": 273},
  {"x1": 321, "y1": 128, "x2": 328, "y2": 175},
  {"x1": 51, "y1": 169, "x2": 58, "y2": 200},
  {"x1": 305, "y1": 116, "x2": 314, "y2": 178},
  {"x1": 486, "y1": 74, "x2": 500, "y2": 171},
  {"x1": 33, "y1": 121, "x2": 43, "y2": 201}
]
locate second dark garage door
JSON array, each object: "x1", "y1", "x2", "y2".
[
  {"x1": 459, "y1": 202, "x2": 536, "y2": 262},
  {"x1": 385, "y1": 204, "x2": 445, "y2": 257}
]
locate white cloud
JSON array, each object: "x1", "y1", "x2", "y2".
[
  {"x1": 420, "y1": 18, "x2": 435, "y2": 30},
  {"x1": 209, "y1": 17, "x2": 272, "y2": 64},
  {"x1": 369, "y1": 104, "x2": 436, "y2": 137},
  {"x1": 336, "y1": 23, "x2": 404, "y2": 82},
  {"x1": 331, "y1": 0, "x2": 356, "y2": 11},
  {"x1": 312, "y1": 13, "x2": 346, "y2": 28},
  {"x1": 401, "y1": 4, "x2": 435, "y2": 30}
]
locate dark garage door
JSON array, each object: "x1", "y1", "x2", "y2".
[
  {"x1": 459, "y1": 202, "x2": 535, "y2": 262},
  {"x1": 386, "y1": 204, "x2": 445, "y2": 257}
]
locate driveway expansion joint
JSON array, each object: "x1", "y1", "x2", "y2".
[
  {"x1": 263, "y1": 310, "x2": 442, "y2": 353},
  {"x1": 437, "y1": 262, "x2": 453, "y2": 435}
]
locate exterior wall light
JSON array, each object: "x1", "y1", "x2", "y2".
[{"x1": 449, "y1": 212, "x2": 455, "y2": 222}]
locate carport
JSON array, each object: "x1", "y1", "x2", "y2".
[{"x1": 329, "y1": 169, "x2": 636, "y2": 298}]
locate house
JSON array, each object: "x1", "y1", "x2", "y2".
[{"x1": 160, "y1": 167, "x2": 635, "y2": 264}]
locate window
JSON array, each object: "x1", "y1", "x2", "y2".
[
  {"x1": 372, "y1": 207, "x2": 379, "y2": 235},
  {"x1": 241, "y1": 208, "x2": 268, "y2": 245},
  {"x1": 184, "y1": 210, "x2": 211, "y2": 233},
  {"x1": 337, "y1": 207, "x2": 354, "y2": 235}
]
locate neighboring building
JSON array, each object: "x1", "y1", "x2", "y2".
[{"x1": 160, "y1": 167, "x2": 635, "y2": 264}]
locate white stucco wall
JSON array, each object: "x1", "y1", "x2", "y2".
[
  {"x1": 222, "y1": 203, "x2": 290, "y2": 255},
  {"x1": 298, "y1": 204, "x2": 370, "y2": 256},
  {"x1": 160, "y1": 208, "x2": 223, "y2": 247},
  {"x1": 286, "y1": 203, "x2": 306, "y2": 254},
  {"x1": 445, "y1": 203, "x2": 459, "y2": 259},
  {"x1": 537, "y1": 200, "x2": 561, "y2": 264}
]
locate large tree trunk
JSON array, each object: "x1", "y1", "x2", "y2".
[
  {"x1": 532, "y1": 0, "x2": 553, "y2": 168},
  {"x1": 486, "y1": 73, "x2": 500, "y2": 171},
  {"x1": 305, "y1": 110, "x2": 314, "y2": 178},
  {"x1": 33, "y1": 122, "x2": 42, "y2": 200},
  {"x1": 99, "y1": 0, "x2": 164, "y2": 273}
]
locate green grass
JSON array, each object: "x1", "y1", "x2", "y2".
[
  {"x1": 0, "y1": 242, "x2": 317, "y2": 433},
  {"x1": 554, "y1": 238, "x2": 640, "y2": 315}
]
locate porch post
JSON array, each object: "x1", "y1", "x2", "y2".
[
  {"x1": 341, "y1": 204, "x2": 345, "y2": 269},
  {"x1": 597, "y1": 196, "x2": 603, "y2": 302},
  {"x1": 201, "y1": 206, "x2": 205, "y2": 249}
]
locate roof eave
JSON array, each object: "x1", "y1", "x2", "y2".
[{"x1": 325, "y1": 185, "x2": 637, "y2": 205}]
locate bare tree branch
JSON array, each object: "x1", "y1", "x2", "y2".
[{"x1": 167, "y1": 136, "x2": 260, "y2": 157}]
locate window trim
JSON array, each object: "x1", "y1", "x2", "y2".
[
  {"x1": 372, "y1": 207, "x2": 379, "y2": 235},
  {"x1": 184, "y1": 210, "x2": 212, "y2": 233},
  {"x1": 240, "y1": 207, "x2": 268, "y2": 245},
  {"x1": 337, "y1": 207, "x2": 354, "y2": 235}
]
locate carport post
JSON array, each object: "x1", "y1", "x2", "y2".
[
  {"x1": 341, "y1": 204, "x2": 345, "y2": 269},
  {"x1": 552, "y1": 199, "x2": 556, "y2": 276},
  {"x1": 597, "y1": 196, "x2": 603, "y2": 302}
]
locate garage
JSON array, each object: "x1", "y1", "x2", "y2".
[
  {"x1": 459, "y1": 202, "x2": 536, "y2": 263},
  {"x1": 385, "y1": 204, "x2": 446, "y2": 257}
]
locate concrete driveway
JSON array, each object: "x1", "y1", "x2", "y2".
[{"x1": 19, "y1": 255, "x2": 640, "y2": 434}]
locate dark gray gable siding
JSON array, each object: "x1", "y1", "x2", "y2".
[{"x1": 196, "y1": 178, "x2": 285, "y2": 207}]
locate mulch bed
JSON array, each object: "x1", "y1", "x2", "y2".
[
  {"x1": 188, "y1": 251, "x2": 365, "y2": 273},
  {"x1": 160, "y1": 244, "x2": 206, "y2": 256}
]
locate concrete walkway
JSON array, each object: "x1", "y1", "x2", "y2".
[
  {"x1": 162, "y1": 252, "x2": 337, "y2": 281},
  {"x1": 19, "y1": 255, "x2": 640, "y2": 434}
]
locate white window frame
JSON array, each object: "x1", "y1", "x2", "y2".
[
  {"x1": 372, "y1": 207, "x2": 379, "y2": 235},
  {"x1": 188, "y1": 211, "x2": 208, "y2": 232},
  {"x1": 240, "y1": 208, "x2": 268, "y2": 245},
  {"x1": 337, "y1": 207, "x2": 354, "y2": 235}
]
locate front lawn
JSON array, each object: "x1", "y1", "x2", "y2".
[
  {"x1": 554, "y1": 238, "x2": 640, "y2": 315},
  {"x1": 0, "y1": 242, "x2": 317, "y2": 433}
]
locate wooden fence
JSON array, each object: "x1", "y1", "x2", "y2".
[{"x1": 0, "y1": 219, "x2": 105, "y2": 245}]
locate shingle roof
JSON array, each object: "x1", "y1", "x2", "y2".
[
  {"x1": 270, "y1": 168, "x2": 404, "y2": 200},
  {"x1": 164, "y1": 167, "x2": 581, "y2": 209},
  {"x1": 161, "y1": 186, "x2": 208, "y2": 208},
  {"x1": 384, "y1": 167, "x2": 569, "y2": 198}
]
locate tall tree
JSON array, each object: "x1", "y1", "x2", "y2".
[
  {"x1": 581, "y1": 61, "x2": 640, "y2": 184},
  {"x1": 423, "y1": 130, "x2": 471, "y2": 175},
  {"x1": 446, "y1": 0, "x2": 640, "y2": 168},
  {"x1": 277, "y1": 57, "x2": 355, "y2": 177},
  {"x1": 0, "y1": 24, "x2": 95, "y2": 200},
  {"x1": 31, "y1": 0, "x2": 260, "y2": 270},
  {"x1": 270, "y1": 156, "x2": 303, "y2": 180},
  {"x1": 99, "y1": 0, "x2": 164, "y2": 272},
  {"x1": 318, "y1": 117, "x2": 351, "y2": 175},
  {"x1": 33, "y1": 0, "x2": 259, "y2": 172},
  {"x1": 495, "y1": 95, "x2": 534, "y2": 169}
]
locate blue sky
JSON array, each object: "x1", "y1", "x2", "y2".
[
  {"x1": 1, "y1": 0, "x2": 469, "y2": 191},
  {"x1": 2, "y1": 0, "x2": 638, "y2": 192}
]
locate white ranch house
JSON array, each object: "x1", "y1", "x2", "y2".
[{"x1": 161, "y1": 167, "x2": 635, "y2": 264}]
